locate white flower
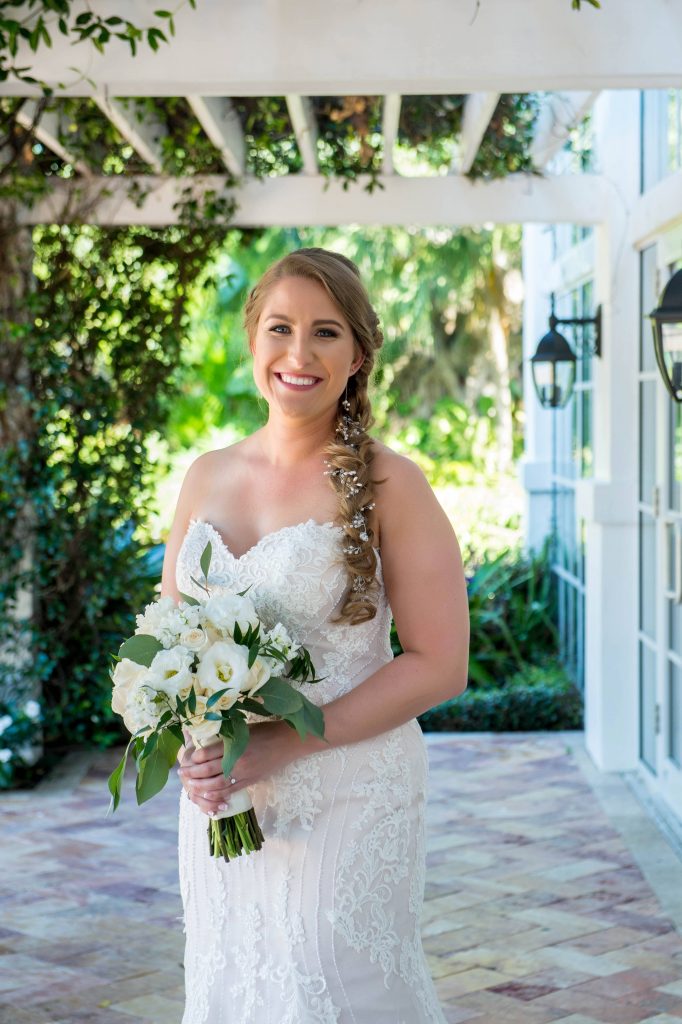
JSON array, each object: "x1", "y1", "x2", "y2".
[
  {"x1": 244, "y1": 656, "x2": 271, "y2": 696},
  {"x1": 0, "y1": 715, "x2": 12, "y2": 737},
  {"x1": 111, "y1": 658, "x2": 148, "y2": 717},
  {"x1": 196, "y1": 641, "x2": 250, "y2": 697},
  {"x1": 186, "y1": 694, "x2": 223, "y2": 748},
  {"x1": 0, "y1": 749, "x2": 12, "y2": 763},
  {"x1": 267, "y1": 622, "x2": 300, "y2": 656},
  {"x1": 23, "y1": 700, "x2": 41, "y2": 721},
  {"x1": 179, "y1": 627, "x2": 208, "y2": 653},
  {"x1": 147, "y1": 646, "x2": 195, "y2": 702},
  {"x1": 135, "y1": 595, "x2": 177, "y2": 635},
  {"x1": 121, "y1": 675, "x2": 160, "y2": 735},
  {"x1": 178, "y1": 602, "x2": 202, "y2": 629},
  {"x1": 202, "y1": 593, "x2": 260, "y2": 639}
]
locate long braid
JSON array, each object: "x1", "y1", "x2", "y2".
[{"x1": 323, "y1": 325, "x2": 385, "y2": 625}]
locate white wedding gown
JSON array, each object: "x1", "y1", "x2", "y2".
[{"x1": 176, "y1": 517, "x2": 447, "y2": 1024}]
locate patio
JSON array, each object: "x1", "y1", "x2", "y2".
[{"x1": 1, "y1": 731, "x2": 681, "y2": 1024}]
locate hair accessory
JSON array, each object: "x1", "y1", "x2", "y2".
[{"x1": 230, "y1": 777, "x2": 237, "y2": 785}]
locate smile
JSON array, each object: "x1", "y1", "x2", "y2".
[{"x1": 275, "y1": 372, "x2": 322, "y2": 389}]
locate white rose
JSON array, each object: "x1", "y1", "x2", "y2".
[
  {"x1": 0, "y1": 715, "x2": 12, "y2": 737},
  {"x1": 0, "y1": 748, "x2": 11, "y2": 763},
  {"x1": 148, "y1": 646, "x2": 195, "y2": 702},
  {"x1": 196, "y1": 641, "x2": 251, "y2": 696},
  {"x1": 23, "y1": 700, "x2": 41, "y2": 721},
  {"x1": 244, "y1": 656, "x2": 271, "y2": 696},
  {"x1": 111, "y1": 658, "x2": 148, "y2": 716},
  {"x1": 186, "y1": 694, "x2": 222, "y2": 748},
  {"x1": 203, "y1": 593, "x2": 260, "y2": 637},
  {"x1": 179, "y1": 627, "x2": 208, "y2": 653}
]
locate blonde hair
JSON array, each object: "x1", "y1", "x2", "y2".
[{"x1": 242, "y1": 247, "x2": 384, "y2": 624}]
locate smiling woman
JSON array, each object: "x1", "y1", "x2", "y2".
[{"x1": 160, "y1": 246, "x2": 469, "y2": 1024}]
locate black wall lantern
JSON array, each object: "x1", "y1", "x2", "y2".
[
  {"x1": 650, "y1": 268, "x2": 682, "y2": 402},
  {"x1": 531, "y1": 302, "x2": 602, "y2": 409}
]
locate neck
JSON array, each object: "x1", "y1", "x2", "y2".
[{"x1": 257, "y1": 411, "x2": 338, "y2": 468}]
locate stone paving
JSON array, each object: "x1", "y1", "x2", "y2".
[{"x1": 1, "y1": 731, "x2": 681, "y2": 1024}]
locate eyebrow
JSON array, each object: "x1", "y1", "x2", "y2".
[{"x1": 265, "y1": 313, "x2": 345, "y2": 328}]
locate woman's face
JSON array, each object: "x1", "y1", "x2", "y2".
[{"x1": 250, "y1": 275, "x2": 364, "y2": 421}]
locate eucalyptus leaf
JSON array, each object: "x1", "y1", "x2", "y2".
[{"x1": 118, "y1": 633, "x2": 163, "y2": 667}]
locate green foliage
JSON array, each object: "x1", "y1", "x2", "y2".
[
  {"x1": 418, "y1": 663, "x2": 583, "y2": 732},
  {"x1": 0, "y1": 2, "x2": 196, "y2": 91},
  {"x1": 390, "y1": 540, "x2": 558, "y2": 688},
  {"x1": 0, "y1": 221, "x2": 224, "y2": 751}
]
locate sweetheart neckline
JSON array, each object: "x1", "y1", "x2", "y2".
[{"x1": 186, "y1": 516, "x2": 382, "y2": 563}]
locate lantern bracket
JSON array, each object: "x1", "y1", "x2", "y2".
[{"x1": 548, "y1": 303, "x2": 602, "y2": 359}]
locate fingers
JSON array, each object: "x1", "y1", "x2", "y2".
[{"x1": 191, "y1": 740, "x2": 223, "y2": 763}]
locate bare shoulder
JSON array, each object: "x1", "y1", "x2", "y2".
[{"x1": 369, "y1": 440, "x2": 449, "y2": 544}]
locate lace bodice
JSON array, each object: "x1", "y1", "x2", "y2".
[{"x1": 176, "y1": 518, "x2": 394, "y2": 710}]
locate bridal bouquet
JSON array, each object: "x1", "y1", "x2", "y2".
[{"x1": 107, "y1": 537, "x2": 326, "y2": 861}]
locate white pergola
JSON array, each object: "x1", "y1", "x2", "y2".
[
  {"x1": 2, "y1": 0, "x2": 681, "y2": 230},
  {"x1": 4, "y1": 0, "x2": 682, "y2": 781}
]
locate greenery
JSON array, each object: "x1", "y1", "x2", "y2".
[
  {"x1": 0, "y1": 5, "x2": 589, "y2": 786},
  {"x1": 417, "y1": 663, "x2": 583, "y2": 732}
]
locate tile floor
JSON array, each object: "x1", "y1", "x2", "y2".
[{"x1": 1, "y1": 731, "x2": 681, "y2": 1024}]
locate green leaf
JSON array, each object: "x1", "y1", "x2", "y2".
[
  {"x1": 107, "y1": 737, "x2": 134, "y2": 812},
  {"x1": 204, "y1": 711, "x2": 223, "y2": 721},
  {"x1": 178, "y1": 591, "x2": 200, "y2": 606},
  {"x1": 135, "y1": 730, "x2": 181, "y2": 805},
  {"x1": 257, "y1": 678, "x2": 303, "y2": 716},
  {"x1": 248, "y1": 642, "x2": 259, "y2": 668},
  {"x1": 220, "y1": 715, "x2": 249, "y2": 777},
  {"x1": 206, "y1": 688, "x2": 229, "y2": 709},
  {"x1": 200, "y1": 540, "x2": 212, "y2": 579},
  {"x1": 187, "y1": 685, "x2": 196, "y2": 714},
  {"x1": 118, "y1": 633, "x2": 163, "y2": 667},
  {"x1": 139, "y1": 729, "x2": 160, "y2": 760}
]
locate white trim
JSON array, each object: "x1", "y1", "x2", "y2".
[
  {"x1": 3, "y1": 0, "x2": 682, "y2": 96},
  {"x1": 382, "y1": 94, "x2": 402, "y2": 176},
  {"x1": 452, "y1": 92, "x2": 499, "y2": 174},
  {"x1": 631, "y1": 167, "x2": 682, "y2": 249},
  {"x1": 186, "y1": 96, "x2": 245, "y2": 178},
  {"x1": 531, "y1": 91, "x2": 600, "y2": 169},
  {"x1": 92, "y1": 94, "x2": 165, "y2": 173},
  {"x1": 16, "y1": 172, "x2": 615, "y2": 227},
  {"x1": 14, "y1": 100, "x2": 92, "y2": 177},
  {"x1": 285, "y1": 96, "x2": 318, "y2": 176}
]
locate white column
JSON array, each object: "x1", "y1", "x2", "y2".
[
  {"x1": 579, "y1": 90, "x2": 641, "y2": 770},
  {"x1": 520, "y1": 223, "x2": 555, "y2": 554}
]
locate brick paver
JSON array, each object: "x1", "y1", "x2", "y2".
[{"x1": 0, "y1": 732, "x2": 681, "y2": 1023}]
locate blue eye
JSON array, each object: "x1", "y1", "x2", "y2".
[{"x1": 270, "y1": 325, "x2": 338, "y2": 337}]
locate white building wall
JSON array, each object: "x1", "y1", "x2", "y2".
[{"x1": 523, "y1": 91, "x2": 641, "y2": 772}]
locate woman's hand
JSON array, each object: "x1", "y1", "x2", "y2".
[{"x1": 178, "y1": 720, "x2": 298, "y2": 816}]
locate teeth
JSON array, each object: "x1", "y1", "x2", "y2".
[{"x1": 279, "y1": 373, "x2": 318, "y2": 386}]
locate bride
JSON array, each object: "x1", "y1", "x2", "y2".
[{"x1": 161, "y1": 247, "x2": 469, "y2": 1023}]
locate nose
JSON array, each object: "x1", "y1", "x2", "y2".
[{"x1": 286, "y1": 330, "x2": 314, "y2": 367}]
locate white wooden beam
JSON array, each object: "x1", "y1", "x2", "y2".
[
  {"x1": 93, "y1": 94, "x2": 165, "y2": 173},
  {"x1": 285, "y1": 95, "x2": 318, "y2": 175},
  {"x1": 452, "y1": 92, "x2": 500, "y2": 174},
  {"x1": 2, "y1": 0, "x2": 681, "y2": 97},
  {"x1": 382, "y1": 94, "x2": 402, "y2": 175},
  {"x1": 14, "y1": 100, "x2": 92, "y2": 176},
  {"x1": 186, "y1": 96, "x2": 245, "y2": 178},
  {"x1": 18, "y1": 172, "x2": 615, "y2": 228},
  {"x1": 630, "y1": 166, "x2": 682, "y2": 249},
  {"x1": 531, "y1": 91, "x2": 601, "y2": 169}
]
